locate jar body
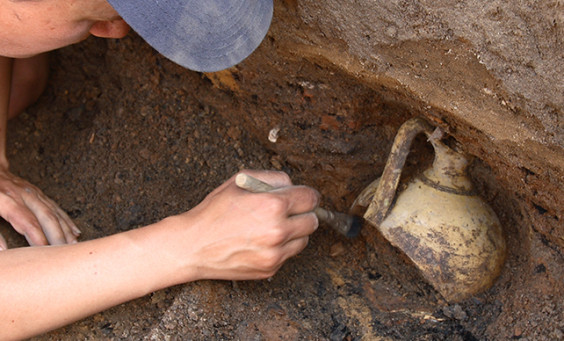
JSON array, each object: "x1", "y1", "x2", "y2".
[{"x1": 379, "y1": 175, "x2": 506, "y2": 302}]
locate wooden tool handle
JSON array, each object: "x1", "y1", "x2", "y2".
[
  {"x1": 236, "y1": 173, "x2": 324, "y2": 215},
  {"x1": 235, "y1": 173, "x2": 361, "y2": 238},
  {"x1": 236, "y1": 173, "x2": 326, "y2": 216},
  {"x1": 235, "y1": 173, "x2": 276, "y2": 193}
]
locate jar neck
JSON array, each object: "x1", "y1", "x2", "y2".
[{"x1": 422, "y1": 140, "x2": 474, "y2": 192}]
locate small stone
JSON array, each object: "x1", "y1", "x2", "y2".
[
  {"x1": 270, "y1": 155, "x2": 283, "y2": 169},
  {"x1": 330, "y1": 242, "x2": 346, "y2": 257},
  {"x1": 227, "y1": 126, "x2": 241, "y2": 140},
  {"x1": 188, "y1": 310, "x2": 198, "y2": 321},
  {"x1": 268, "y1": 126, "x2": 281, "y2": 143},
  {"x1": 514, "y1": 326, "x2": 523, "y2": 337},
  {"x1": 442, "y1": 304, "x2": 467, "y2": 321},
  {"x1": 452, "y1": 305, "x2": 467, "y2": 321},
  {"x1": 139, "y1": 148, "x2": 151, "y2": 160},
  {"x1": 267, "y1": 303, "x2": 286, "y2": 316}
]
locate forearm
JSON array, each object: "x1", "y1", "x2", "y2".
[
  {"x1": 0, "y1": 170, "x2": 319, "y2": 339},
  {"x1": 0, "y1": 216, "x2": 193, "y2": 340},
  {"x1": 0, "y1": 56, "x2": 13, "y2": 167}
]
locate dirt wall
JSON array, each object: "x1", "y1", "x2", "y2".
[
  {"x1": 213, "y1": 0, "x2": 564, "y2": 248},
  {"x1": 3, "y1": 0, "x2": 562, "y2": 340},
  {"x1": 199, "y1": 1, "x2": 564, "y2": 339}
]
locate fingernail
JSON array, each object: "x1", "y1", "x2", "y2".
[{"x1": 72, "y1": 226, "x2": 82, "y2": 236}]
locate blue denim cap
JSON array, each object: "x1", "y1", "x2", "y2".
[{"x1": 107, "y1": 0, "x2": 274, "y2": 72}]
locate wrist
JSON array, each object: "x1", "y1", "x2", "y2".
[
  {"x1": 161, "y1": 214, "x2": 205, "y2": 282},
  {"x1": 131, "y1": 214, "x2": 203, "y2": 289}
]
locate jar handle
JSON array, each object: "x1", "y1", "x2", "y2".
[{"x1": 364, "y1": 117, "x2": 435, "y2": 225}]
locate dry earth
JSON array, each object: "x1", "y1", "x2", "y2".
[{"x1": 1, "y1": 1, "x2": 563, "y2": 339}]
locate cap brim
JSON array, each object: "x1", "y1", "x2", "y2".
[{"x1": 108, "y1": 0, "x2": 273, "y2": 72}]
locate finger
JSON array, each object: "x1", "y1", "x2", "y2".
[
  {"x1": 22, "y1": 196, "x2": 67, "y2": 245},
  {"x1": 24, "y1": 189, "x2": 78, "y2": 244},
  {"x1": 0, "y1": 232, "x2": 7, "y2": 250},
  {"x1": 39, "y1": 196, "x2": 81, "y2": 240},
  {"x1": 279, "y1": 236, "x2": 310, "y2": 263},
  {"x1": 59, "y1": 210, "x2": 81, "y2": 239},
  {"x1": 60, "y1": 209, "x2": 81, "y2": 237},
  {"x1": 271, "y1": 185, "x2": 320, "y2": 216},
  {"x1": 55, "y1": 207, "x2": 81, "y2": 237},
  {"x1": 283, "y1": 212, "x2": 319, "y2": 241},
  {"x1": 0, "y1": 195, "x2": 49, "y2": 246},
  {"x1": 56, "y1": 215, "x2": 78, "y2": 244},
  {"x1": 253, "y1": 236, "x2": 310, "y2": 279}
]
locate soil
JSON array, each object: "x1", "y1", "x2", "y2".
[{"x1": 1, "y1": 33, "x2": 562, "y2": 340}]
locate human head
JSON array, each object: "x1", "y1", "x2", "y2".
[
  {"x1": 107, "y1": 0, "x2": 274, "y2": 72},
  {"x1": 0, "y1": 0, "x2": 130, "y2": 58},
  {"x1": 0, "y1": 0, "x2": 274, "y2": 72}
]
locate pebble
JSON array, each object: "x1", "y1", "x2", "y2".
[
  {"x1": 330, "y1": 242, "x2": 346, "y2": 257},
  {"x1": 442, "y1": 304, "x2": 467, "y2": 321},
  {"x1": 268, "y1": 126, "x2": 281, "y2": 143}
]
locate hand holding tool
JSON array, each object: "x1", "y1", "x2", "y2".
[{"x1": 235, "y1": 173, "x2": 362, "y2": 238}]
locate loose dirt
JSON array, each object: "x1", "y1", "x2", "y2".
[{"x1": 1, "y1": 34, "x2": 562, "y2": 340}]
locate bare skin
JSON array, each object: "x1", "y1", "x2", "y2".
[
  {"x1": 0, "y1": 54, "x2": 79, "y2": 249},
  {"x1": 1, "y1": 170, "x2": 320, "y2": 340},
  {"x1": 0, "y1": 0, "x2": 321, "y2": 339},
  {"x1": 8, "y1": 54, "x2": 49, "y2": 120},
  {"x1": 0, "y1": 0, "x2": 130, "y2": 248}
]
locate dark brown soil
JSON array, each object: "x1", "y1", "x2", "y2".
[{"x1": 1, "y1": 33, "x2": 562, "y2": 340}]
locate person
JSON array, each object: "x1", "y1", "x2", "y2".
[{"x1": 0, "y1": 0, "x2": 321, "y2": 339}]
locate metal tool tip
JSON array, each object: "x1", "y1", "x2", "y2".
[{"x1": 344, "y1": 215, "x2": 363, "y2": 238}]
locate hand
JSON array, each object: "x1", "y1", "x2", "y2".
[
  {"x1": 168, "y1": 170, "x2": 320, "y2": 281},
  {"x1": 0, "y1": 166, "x2": 80, "y2": 249}
]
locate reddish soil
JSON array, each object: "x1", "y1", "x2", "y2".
[{"x1": 1, "y1": 32, "x2": 562, "y2": 340}]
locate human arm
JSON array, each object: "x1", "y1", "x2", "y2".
[
  {"x1": 0, "y1": 56, "x2": 12, "y2": 167},
  {"x1": 0, "y1": 170, "x2": 320, "y2": 340},
  {"x1": 0, "y1": 55, "x2": 79, "y2": 249}
]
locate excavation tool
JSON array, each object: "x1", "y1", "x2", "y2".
[
  {"x1": 351, "y1": 117, "x2": 506, "y2": 302},
  {"x1": 235, "y1": 173, "x2": 362, "y2": 238}
]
